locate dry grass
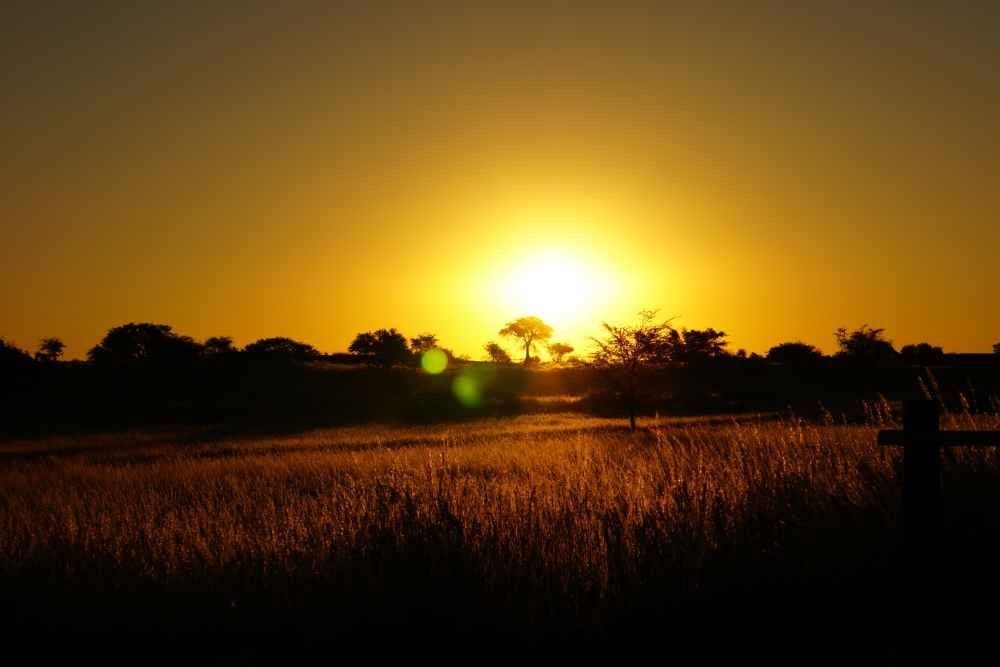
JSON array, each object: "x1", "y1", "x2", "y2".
[{"x1": 3, "y1": 408, "x2": 1000, "y2": 642}]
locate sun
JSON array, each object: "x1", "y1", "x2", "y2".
[{"x1": 496, "y1": 250, "x2": 612, "y2": 330}]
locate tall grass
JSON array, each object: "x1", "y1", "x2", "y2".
[{"x1": 3, "y1": 408, "x2": 1000, "y2": 646}]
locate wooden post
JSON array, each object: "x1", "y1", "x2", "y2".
[
  {"x1": 876, "y1": 409, "x2": 1000, "y2": 658},
  {"x1": 901, "y1": 399, "x2": 941, "y2": 557}
]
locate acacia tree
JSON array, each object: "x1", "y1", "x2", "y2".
[
  {"x1": 590, "y1": 310, "x2": 673, "y2": 430},
  {"x1": 35, "y1": 337, "x2": 66, "y2": 363},
  {"x1": 547, "y1": 342, "x2": 574, "y2": 364},
  {"x1": 499, "y1": 316, "x2": 553, "y2": 365}
]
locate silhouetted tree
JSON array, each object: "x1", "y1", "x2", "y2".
[
  {"x1": 34, "y1": 337, "x2": 66, "y2": 363},
  {"x1": 203, "y1": 336, "x2": 236, "y2": 356},
  {"x1": 666, "y1": 328, "x2": 729, "y2": 365},
  {"x1": 499, "y1": 316, "x2": 553, "y2": 365},
  {"x1": 993, "y1": 342, "x2": 1000, "y2": 355},
  {"x1": 409, "y1": 334, "x2": 439, "y2": 355},
  {"x1": 0, "y1": 338, "x2": 33, "y2": 368},
  {"x1": 484, "y1": 341, "x2": 512, "y2": 364},
  {"x1": 900, "y1": 342, "x2": 945, "y2": 365},
  {"x1": 590, "y1": 310, "x2": 673, "y2": 430},
  {"x1": 88, "y1": 323, "x2": 202, "y2": 367},
  {"x1": 349, "y1": 329, "x2": 411, "y2": 367},
  {"x1": 834, "y1": 325, "x2": 898, "y2": 362},
  {"x1": 766, "y1": 341, "x2": 824, "y2": 366},
  {"x1": 244, "y1": 337, "x2": 319, "y2": 362},
  {"x1": 547, "y1": 342, "x2": 574, "y2": 363}
]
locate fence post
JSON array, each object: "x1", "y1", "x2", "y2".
[{"x1": 902, "y1": 399, "x2": 942, "y2": 556}]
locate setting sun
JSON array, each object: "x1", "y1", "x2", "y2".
[{"x1": 495, "y1": 251, "x2": 616, "y2": 332}]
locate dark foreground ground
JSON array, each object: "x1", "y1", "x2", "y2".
[{"x1": 8, "y1": 579, "x2": 1000, "y2": 665}]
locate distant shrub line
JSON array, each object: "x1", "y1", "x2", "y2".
[{"x1": 1, "y1": 320, "x2": 998, "y2": 435}]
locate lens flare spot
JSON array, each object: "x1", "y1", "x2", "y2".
[
  {"x1": 452, "y1": 375, "x2": 481, "y2": 407},
  {"x1": 421, "y1": 348, "x2": 448, "y2": 374}
]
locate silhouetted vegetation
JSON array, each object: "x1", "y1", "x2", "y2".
[
  {"x1": 203, "y1": 336, "x2": 237, "y2": 357},
  {"x1": 87, "y1": 322, "x2": 202, "y2": 367},
  {"x1": 0, "y1": 338, "x2": 33, "y2": 367},
  {"x1": 834, "y1": 324, "x2": 898, "y2": 363},
  {"x1": 900, "y1": 342, "x2": 946, "y2": 365},
  {"x1": 244, "y1": 336, "x2": 320, "y2": 362},
  {"x1": 349, "y1": 328, "x2": 411, "y2": 367},
  {"x1": 484, "y1": 341, "x2": 512, "y2": 364},
  {"x1": 409, "y1": 333, "x2": 438, "y2": 354},
  {"x1": 590, "y1": 310, "x2": 673, "y2": 430},
  {"x1": 666, "y1": 327, "x2": 729, "y2": 365},
  {"x1": 499, "y1": 316, "x2": 553, "y2": 365},
  {"x1": 547, "y1": 341, "x2": 574, "y2": 363},
  {"x1": 2, "y1": 317, "x2": 999, "y2": 437},
  {"x1": 33, "y1": 337, "x2": 65, "y2": 363},
  {"x1": 767, "y1": 341, "x2": 825, "y2": 366}
]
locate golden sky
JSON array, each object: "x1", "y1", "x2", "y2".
[{"x1": 3, "y1": 3, "x2": 999, "y2": 359}]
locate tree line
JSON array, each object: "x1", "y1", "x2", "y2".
[
  {"x1": 1, "y1": 317, "x2": 997, "y2": 372},
  {"x1": 2, "y1": 315, "x2": 999, "y2": 433}
]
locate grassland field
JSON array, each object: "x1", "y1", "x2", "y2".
[{"x1": 4, "y1": 405, "x2": 1000, "y2": 662}]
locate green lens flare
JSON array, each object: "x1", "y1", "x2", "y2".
[
  {"x1": 421, "y1": 348, "x2": 448, "y2": 374},
  {"x1": 452, "y1": 375, "x2": 481, "y2": 407}
]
